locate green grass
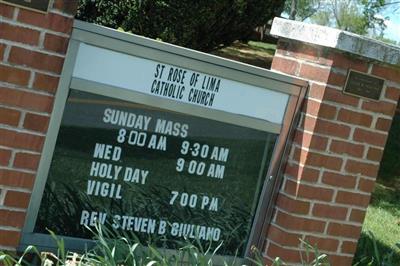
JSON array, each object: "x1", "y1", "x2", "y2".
[
  {"x1": 354, "y1": 110, "x2": 400, "y2": 265},
  {"x1": 211, "y1": 41, "x2": 276, "y2": 69},
  {"x1": 364, "y1": 205, "x2": 400, "y2": 251},
  {"x1": 354, "y1": 182, "x2": 400, "y2": 264},
  {"x1": 370, "y1": 182, "x2": 400, "y2": 219},
  {"x1": 247, "y1": 41, "x2": 277, "y2": 52}
]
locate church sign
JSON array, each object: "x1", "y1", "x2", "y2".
[{"x1": 21, "y1": 20, "x2": 307, "y2": 260}]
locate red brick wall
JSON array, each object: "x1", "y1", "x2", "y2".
[
  {"x1": 265, "y1": 40, "x2": 400, "y2": 265},
  {"x1": 0, "y1": 0, "x2": 77, "y2": 250}
]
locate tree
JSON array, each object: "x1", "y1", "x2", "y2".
[
  {"x1": 76, "y1": 0, "x2": 285, "y2": 52},
  {"x1": 284, "y1": 0, "x2": 390, "y2": 36},
  {"x1": 285, "y1": 0, "x2": 321, "y2": 21}
]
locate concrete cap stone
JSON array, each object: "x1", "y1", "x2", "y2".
[{"x1": 271, "y1": 17, "x2": 400, "y2": 67}]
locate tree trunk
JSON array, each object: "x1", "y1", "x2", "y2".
[{"x1": 289, "y1": 0, "x2": 297, "y2": 20}]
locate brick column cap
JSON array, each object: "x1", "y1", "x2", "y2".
[{"x1": 270, "y1": 17, "x2": 400, "y2": 67}]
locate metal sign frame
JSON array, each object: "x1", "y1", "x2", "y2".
[{"x1": 20, "y1": 20, "x2": 307, "y2": 262}]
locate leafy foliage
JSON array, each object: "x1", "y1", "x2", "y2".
[
  {"x1": 284, "y1": 0, "x2": 321, "y2": 21},
  {"x1": 76, "y1": 0, "x2": 285, "y2": 51}
]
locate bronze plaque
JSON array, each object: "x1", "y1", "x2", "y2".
[
  {"x1": 344, "y1": 70, "x2": 384, "y2": 100},
  {"x1": 1, "y1": 0, "x2": 50, "y2": 13}
]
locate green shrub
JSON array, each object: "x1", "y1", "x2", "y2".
[
  {"x1": 0, "y1": 223, "x2": 332, "y2": 266},
  {"x1": 76, "y1": 0, "x2": 285, "y2": 51}
]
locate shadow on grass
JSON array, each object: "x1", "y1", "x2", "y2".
[
  {"x1": 353, "y1": 231, "x2": 400, "y2": 265},
  {"x1": 210, "y1": 41, "x2": 275, "y2": 69},
  {"x1": 370, "y1": 182, "x2": 400, "y2": 216},
  {"x1": 233, "y1": 41, "x2": 276, "y2": 55},
  {"x1": 378, "y1": 108, "x2": 400, "y2": 183}
]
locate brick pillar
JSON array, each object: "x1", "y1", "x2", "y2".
[
  {"x1": 0, "y1": 0, "x2": 78, "y2": 250},
  {"x1": 264, "y1": 18, "x2": 400, "y2": 265}
]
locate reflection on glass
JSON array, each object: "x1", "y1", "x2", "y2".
[{"x1": 34, "y1": 89, "x2": 277, "y2": 256}]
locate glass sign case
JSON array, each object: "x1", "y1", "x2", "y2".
[
  {"x1": 21, "y1": 20, "x2": 307, "y2": 260},
  {"x1": 34, "y1": 89, "x2": 277, "y2": 256}
]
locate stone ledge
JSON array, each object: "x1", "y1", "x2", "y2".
[{"x1": 270, "y1": 17, "x2": 400, "y2": 67}]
